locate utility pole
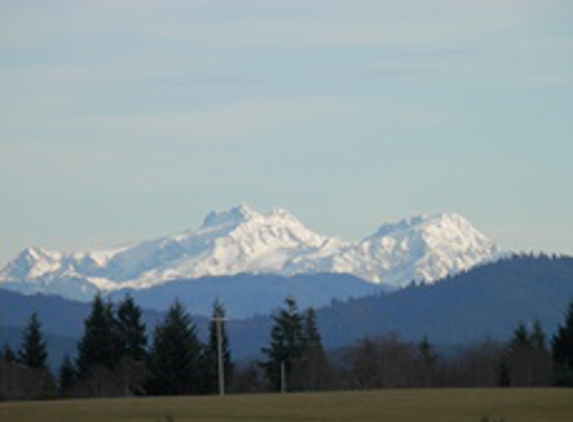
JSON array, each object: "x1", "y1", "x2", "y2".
[
  {"x1": 212, "y1": 315, "x2": 227, "y2": 396},
  {"x1": 280, "y1": 360, "x2": 286, "y2": 393}
]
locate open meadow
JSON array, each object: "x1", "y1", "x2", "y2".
[{"x1": 1, "y1": 389, "x2": 572, "y2": 422}]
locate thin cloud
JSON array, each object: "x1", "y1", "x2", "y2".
[
  {"x1": 517, "y1": 75, "x2": 573, "y2": 88},
  {"x1": 0, "y1": 98, "x2": 351, "y2": 146},
  {"x1": 1, "y1": 0, "x2": 544, "y2": 49},
  {"x1": 0, "y1": 95, "x2": 453, "y2": 150}
]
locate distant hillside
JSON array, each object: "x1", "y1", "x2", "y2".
[
  {"x1": 316, "y1": 254, "x2": 573, "y2": 349},
  {"x1": 0, "y1": 325, "x2": 78, "y2": 370},
  {"x1": 110, "y1": 273, "x2": 385, "y2": 318},
  {"x1": 1, "y1": 255, "x2": 572, "y2": 364},
  {"x1": 0, "y1": 290, "x2": 92, "y2": 339}
]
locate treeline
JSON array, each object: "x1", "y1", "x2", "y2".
[
  {"x1": 2, "y1": 295, "x2": 573, "y2": 400},
  {"x1": 0, "y1": 295, "x2": 232, "y2": 400}
]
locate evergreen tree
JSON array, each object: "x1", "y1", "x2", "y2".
[
  {"x1": 508, "y1": 323, "x2": 530, "y2": 350},
  {"x1": 506, "y1": 322, "x2": 532, "y2": 386},
  {"x1": 505, "y1": 320, "x2": 552, "y2": 386},
  {"x1": 76, "y1": 294, "x2": 122, "y2": 378},
  {"x1": 416, "y1": 335, "x2": 438, "y2": 387},
  {"x1": 146, "y1": 300, "x2": 203, "y2": 395},
  {"x1": 261, "y1": 297, "x2": 305, "y2": 392},
  {"x1": 293, "y1": 307, "x2": 331, "y2": 391},
  {"x1": 18, "y1": 312, "x2": 48, "y2": 369},
  {"x1": 497, "y1": 357, "x2": 511, "y2": 387},
  {"x1": 531, "y1": 320, "x2": 547, "y2": 350},
  {"x1": 552, "y1": 301, "x2": 573, "y2": 386},
  {"x1": 117, "y1": 294, "x2": 147, "y2": 361},
  {"x1": 2, "y1": 343, "x2": 17, "y2": 364},
  {"x1": 58, "y1": 354, "x2": 76, "y2": 396},
  {"x1": 349, "y1": 337, "x2": 384, "y2": 389},
  {"x1": 201, "y1": 299, "x2": 233, "y2": 394},
  {"x1": 302, "y1": 308, "x2": 321, "y2": 353}
]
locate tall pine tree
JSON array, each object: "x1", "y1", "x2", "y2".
[
  {"x1": 416, "y1": 336, "x2": 438, "y2": 388},
  {"x1": 18, "y1": 312, "x2": 48, "y2": 369},
  {"x1": 58, "y1": 354, "x2": 76, "y2": 396},
  {"x1": 505, "y1": 320, "x2": 551, "y2": 386},
  {"x1": 201, "y1": 299, "x2": 233, "y2": 394},
  {"x1": 293, "y1": 307, "x2": 331, "y2": 391},
  {"x1": 146, "y1": 300, "x2": 203, "y2": 395},
  {"x1": 2, "y1": 343, "x2": 17, "y2": 364},
  {"x1": 76, "y1": 294, "x2": 122, "y2": 378},
  {"x1": 261, "y1": 297, "x2": 305, "y2": 392},
  {"x1": 552, "y1": 301, "x2": 573, "y2": 386},
  {"x1": 116, "y1": 294, "x2": 147, "y2": 361}
]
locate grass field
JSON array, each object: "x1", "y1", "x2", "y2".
[{"x1": 1, "y1": 389, "x2": 572, "y2": 422}]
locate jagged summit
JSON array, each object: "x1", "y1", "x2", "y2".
[
  {"x1": 1, "y1": 246, "x2": 60, "y2": 280},
  {"x1": 201, "y1": 203, "x2": 259, "y2": 229},
  {"x1": 201, "y1": 203, "x2": 304, "y2": 231},
  {"x1": 371, "y1": 214, "x2": 429, "y2": 239},
  {"x1": 0, "y1": 205, "x2": 500, "y2": 300},
  {"x1": 370, "y1": 212, "x2": 470, "y2": 239}
]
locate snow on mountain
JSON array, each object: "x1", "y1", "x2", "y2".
[
  {"x1": 295, "y1": 212, "x2": 498, "y2": 287},
  {"x1": 0, "y1": 204, "x2": 500, "y2": 299}
]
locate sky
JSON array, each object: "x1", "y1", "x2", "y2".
[{"x1": 1, "y1": 0, "x2": 572, "y2": 265}]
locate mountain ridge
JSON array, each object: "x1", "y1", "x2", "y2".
[
  {"x1": 0, "y1": 204, "x2": 499, "y2": 301},
  {"x1": 2, "y1": 254, "x2": 572, "y2": 362}
]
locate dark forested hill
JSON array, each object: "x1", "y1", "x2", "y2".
[
  {"x1": 316, "y1": 254, "x2": 573, "y2": 349},
  {"x1": 2, "y1": 254, "x2": 573, "y2": 363},
  {"x1": 110, "y1": 273, "x2": 384, "y2": 318}
]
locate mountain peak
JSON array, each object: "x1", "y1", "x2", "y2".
[
  {"x1": 0, "y1": 206, "x2": 500, "y2": 299},
  {"x1": 201, "y1": 203, "x2": 259, "y2": 229},
  {"x1": 21, "y1": 246, "x2": 51, "y2": 258},
  {"x1": 427, "y1": 212, "x2": 471, "y2": 225},
  {"x1": 370, "y1": 212, "x2": 470, "y2": 238},
  {"x1": 1, "y1": 246, "x2": 61, "y2": 280},
  {"x1": 268, "y1": 206, "x2": 304, "y2": 225}
]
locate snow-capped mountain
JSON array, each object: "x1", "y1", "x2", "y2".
[
  {"x1": 0, "y1": 204, "x2": 499, "y2": 301},
  {"x1": 288, "y1": 213, "x2": 498, "y2": 285}
]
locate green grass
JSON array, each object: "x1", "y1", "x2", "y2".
[{"x1": 1, "y1": 389, "x2": 572, "y2": 422}]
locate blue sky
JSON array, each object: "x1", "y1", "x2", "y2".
[{"x1": 1, "y1": 0, "x2": 572, "y2": 265}]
